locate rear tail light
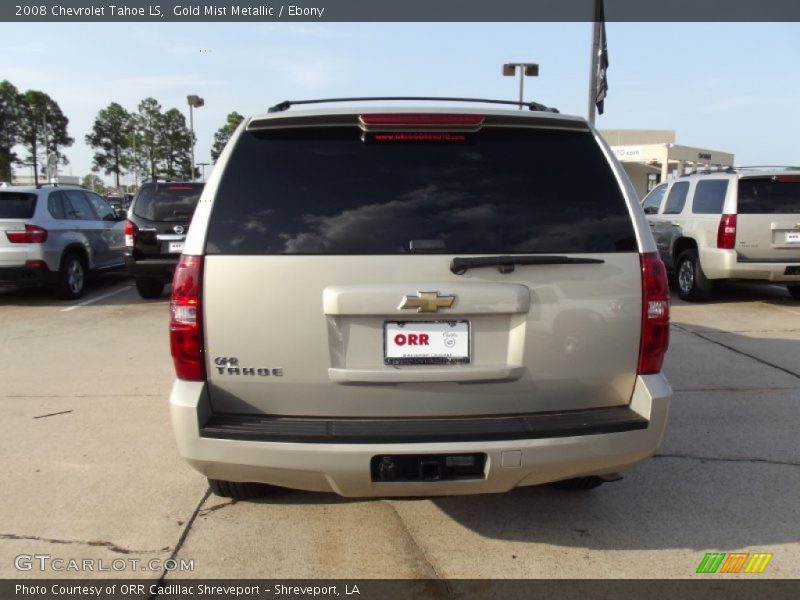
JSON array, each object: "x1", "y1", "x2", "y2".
[
  {"x1": 124, "y1": 220, "x2": 136, "y2": 247},
  {"x1": 717, "y1": 214, "x2": 737, "y2": 249},
  {"x1": 170, "y1": 255, "x2": 205, "y2": 381},
  {"x1": 638, "y1": 252, "x2": 670, "y2": 375},
  {"x1": 5, "y1": 224, "x2": 47, "y2": 244}
]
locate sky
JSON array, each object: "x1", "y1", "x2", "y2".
[{"x1": 2, "y1": 21, "x2": 799, "y2": 185}]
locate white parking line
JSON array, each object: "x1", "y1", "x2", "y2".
[{"x1": 60, "y1": 285, "x2": 134, "y2": 312}]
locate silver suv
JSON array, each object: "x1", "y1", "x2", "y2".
[
  {"x1": 642, "y1": 168, "x2": 800, "y2": 301},
  {"x1": 0, "y1": 184, "x2": 125, "y2": 299},
  {"x1": 169, "y1": 99, "x2": 672, "y2": 499}
]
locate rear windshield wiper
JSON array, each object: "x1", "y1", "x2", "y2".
[{"x1": 450, "y1": 255, "x2": 605, "y2": 275}]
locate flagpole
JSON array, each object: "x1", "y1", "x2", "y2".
[{"x1": 587, "y1": 0, "x2": 601, "y2": 126}]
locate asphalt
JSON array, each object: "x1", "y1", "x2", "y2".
[{"x1": 0, "y1": 275, "x2": 798, "y2": 582}]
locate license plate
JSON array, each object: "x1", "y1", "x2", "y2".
[
  {"x1": 168, "y1": 241, "x2": 185, "y2": 253},
  {"x1": 384, "y1": 321, "x2": 470, "y2": 365},
  {"x1": 786, "y1": 232, "x2": 800, "y2": 244}
]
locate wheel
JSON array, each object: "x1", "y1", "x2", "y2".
[
  {"x1": 788, "y1": 285, "x2": 800, "y2": 300},
  {"x1": 549, "y1": 476, "x2": 605, "y2": 491},
  {"x1": 55, "y1": 253, "x2": 87, "y2": 299},
  {"x1": 676, "y1": 249, "x2": 712, "y2": 302},
  {"x1": 208, "y1": 479, "x2": 271, "y2": 500},
  {"x1": 135, "y1": 277, "x2": 164, "y2": 299}
]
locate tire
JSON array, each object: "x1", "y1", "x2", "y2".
[
  {"x1": 788, "y1": 285, "x2": 800, "y2": 300},
  {"x1": 55, "y1": 253, "x2": 87, "y2": 300},
  {"x1": 549, "y1": 476, "x2": 605, "y2": 491},
  {"x1": 135, "y1": 277, "x2": 164, "y2": 299},
  {"x1": 208, "y1": 479, "x2": 271, "y2": 500},
  {"x1": 676, "y1": 249, "x2": 712, "y2": 302}
]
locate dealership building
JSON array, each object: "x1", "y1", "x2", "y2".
[{"x1": 600, "y1": 129, "x2": 735, "y2": 199}]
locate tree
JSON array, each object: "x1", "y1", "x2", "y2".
[
  {"x1": 134, "y1": 97, "x2": 164, "y2": 180},
  {"x1": 211, "y1": 111, "x2": 244, "y2": 162},
  {"x1": 0, "y1": 80, "x2": 23, "y2": 181},
  {"x1": 160, "y1": 108, "x2": 193, "y2": 179},
  {"x1": 85, "y1": 102, "x2": 132, "y2": 189},
  {"x1": 81, "y1": 173, "x2": 106, "y2": 194},
  {"x1": 18, "y1": 90, "x2": 74, "y2": 185}
]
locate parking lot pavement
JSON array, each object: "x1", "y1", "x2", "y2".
[
  {"x1": 0, "y1": 275, "x2": 206, "y2": 579},
  {"x1": 1, "y1": 278, "x2": 798, "y2": 580}
]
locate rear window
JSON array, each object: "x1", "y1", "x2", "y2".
[
  {"x1": 737, "y1": 177, "x2": 800, "y2": 214},
  {"x1": 206, "y1": 127, "x2": 636, "y2": 255},
  {"x1": 132, "y1": 184, "x2": 203, "y2": 222},
  {"x1": 692, "y1": 180, "x2": 729, "y2": 214},
  {"x1": 0, "y1": 192, "x2": 36, "y2": 218}
]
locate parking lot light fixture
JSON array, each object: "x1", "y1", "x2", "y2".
[
  {"x1": 187, "y1": 95, "x2": 205, "y2": 181},
  {"x1": 502, "y1": 62, "x2": 539, "y2": 109}
]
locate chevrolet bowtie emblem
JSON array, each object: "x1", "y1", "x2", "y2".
[{"x1": 399, "y1": 291, "x2": 455, "y2": 313}]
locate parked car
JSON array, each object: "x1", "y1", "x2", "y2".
[
  {"x1": 169, "y1": 99, "x2": 672, "y2": 500},
  {"x1": 641, "y1": 167, "x2": 800, "y2": 301},
  {"x1": 105, "y1": 195, "x2": 127, "y2": 211},
  {"x1": 0, "y1": 184, "x2": 125, "y2": 299},
  {"x1": 124, "y1": 180, "x2": 204, "y2": 298}
]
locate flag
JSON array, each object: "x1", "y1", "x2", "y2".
[{"x1": 595, "y1": 0, "x2": 609, "y2": 115}]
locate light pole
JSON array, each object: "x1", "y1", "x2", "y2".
[
  {"x1": 187, "y1": 94, "x2": 205, "y2": 181},
  {"x1": 502, "y1": 62, "x2": 539, "y2": 109},
  {"x1": 196, "y1": 162, "x2": 210, "y2": 181}
]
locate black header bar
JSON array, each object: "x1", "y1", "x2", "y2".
[{"x1": 4, "y1": 0, "x2": 800, "y2": 22}]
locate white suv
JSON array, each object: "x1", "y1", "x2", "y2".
[
  {"x1": 642, "y1": 168, "x2": 800, "y2": 301},
  {"x1": 168, "y1": 99, "x2": 672, "y2": 499}
]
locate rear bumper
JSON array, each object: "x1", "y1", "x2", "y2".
[
  {"x1": 124, "y1": 254, "x2": 177, "y2": 282},
  {"x1": 170, "y1": 374, "x2": 672, "y2": 497},
  {"x1": 0, "y1": 264, "x2": 50, "y2": 288},
  {"x1": 700, "y1": 248, "x2": 800, "y2": 281}
]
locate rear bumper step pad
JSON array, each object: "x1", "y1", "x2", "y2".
[{"x1": 200, "y1": 406, "x2": 648, "y2": 444}]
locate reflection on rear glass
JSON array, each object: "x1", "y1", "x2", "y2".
[
  {"x1": 133, "y1": 184, "x2": 203, "y2": 222},
  {"x1": 206, "y1": 128, "x2": 636, "y2": 255},
  {"x1": 738, "y1": 179, "x2": 800, "y2": 214},
  {"x1": 0, "y1": 193, "x2": 37, "y2": 219}
]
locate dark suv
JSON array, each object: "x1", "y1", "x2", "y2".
[{"x1": 124, "y1": 181, "x2": 204, "y2": 298}]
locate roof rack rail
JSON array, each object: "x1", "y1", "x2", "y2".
[
  {"x1": 267, "y1": 96, "x2": 559, "y2": 114},
  {"x1": 679, "y1": 166, "x2": 737, "y2": 177}
]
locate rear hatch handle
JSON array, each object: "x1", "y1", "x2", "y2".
[{"x1": 450, "y1": 255, "x2": 604, "y2": 275}]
